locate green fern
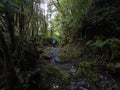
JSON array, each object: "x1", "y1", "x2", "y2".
[{"x1": 89, "y1": 39, "x2": 111, "y2": 48}]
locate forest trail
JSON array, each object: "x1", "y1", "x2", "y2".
[
  {"x1": 41, "y1": 47, "x2": 120, "y2": 90},
  {"x1": 42, "y1": 47, "x2": 94, "y2": 90}
]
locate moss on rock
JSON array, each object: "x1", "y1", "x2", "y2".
[
  {"x1": 43, "y1": 65, "x2": 70, "y2": 89},
  {"x1": 76, "y1": 61, "x2": 98, "y2": 83}
]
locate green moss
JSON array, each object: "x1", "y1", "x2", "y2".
[
  {"x1": 77, "y1": 62, "x2": 120, "y2": 83},
  {"x1": 106, "y1": 63, "x2": 120, "y2": 70},
  {"x1": 44, "y1": 47, "x2": 53, "y2": 52},
  {"x1": 76, "y1": 61, "x2": 98, "y2": 83},
  {"x1": 115, "y1": 63, "x2": 120, "y2": 68},
  {"x1": 71, "y1": 51, "x2": 82, "y2": 59},
  {"x1": 77, "y1": 61, "x2": 96, "y2": 69},
  {"x1": 44, "y1": 65, "x2": 70, "y2": 89},
  {"x1": 60, "y1": 44, "x2": 82, "y2": 61},
  {"x1": 106, "y1": 63, "x2": 115, "y2": 69}
]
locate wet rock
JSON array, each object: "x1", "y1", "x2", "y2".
[
  {"x1": 45, "y1": 48, "x2": 61, "y2": 64},
  {"x1": 52, "y1": 84, "x2": 59, "y2": 89},
  {"x1": 69, "y1": 66, "x2": 76, "y2": 76},
  {"x1": 60, "y1": 64, "x2": 72, "y2": 70},
  {"x1": 77, "y1": 80, "x2": 86, "y2": 86},
  {"x1": 49, "y1": 48, "x2": 59, "y2": 56},
  {"x1": 51, "y1": 56, "x2": 61, "y2": 63},
  {"x1": 79, "y1": 87, "x2": 88, "y2": 90},
  {"x1": 67, "y1": 84, "x2": 78, "y2": 90},
  {"x1": 41, "y1": 53, "x2": 52, "y2": 60},
  {"x1": 98, "y1": 74, "x2": 104, "y2": 79},
  {"x1": 41, "y1": 48, "x2": 60, "y2": 61}
]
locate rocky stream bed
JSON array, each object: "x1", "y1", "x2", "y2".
[{"x1": 41, "y1": 47, "x2": 120, "y2": 90}]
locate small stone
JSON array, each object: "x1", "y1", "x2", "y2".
[
  {"x1": 77, "y1": 80, "x2": 86, "y2": 86},
  {"x1": 79, "y1": 87, "x2": 88, "y2": 90}
]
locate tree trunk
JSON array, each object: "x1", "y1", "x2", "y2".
[{"x1": 0, "y1": 27, "x2": 17, "y2": 90}]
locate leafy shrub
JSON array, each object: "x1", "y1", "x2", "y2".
[
  {"x1": 87, "y1": 39, "x2": 120, "y2": 62},
  {"x1": 87, "y1": 39, "x2": 111, "y2": 48}
]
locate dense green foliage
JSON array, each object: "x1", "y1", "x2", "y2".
[{"x1": 51, "y1": 0, "x2": 120, "y2": 42}]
